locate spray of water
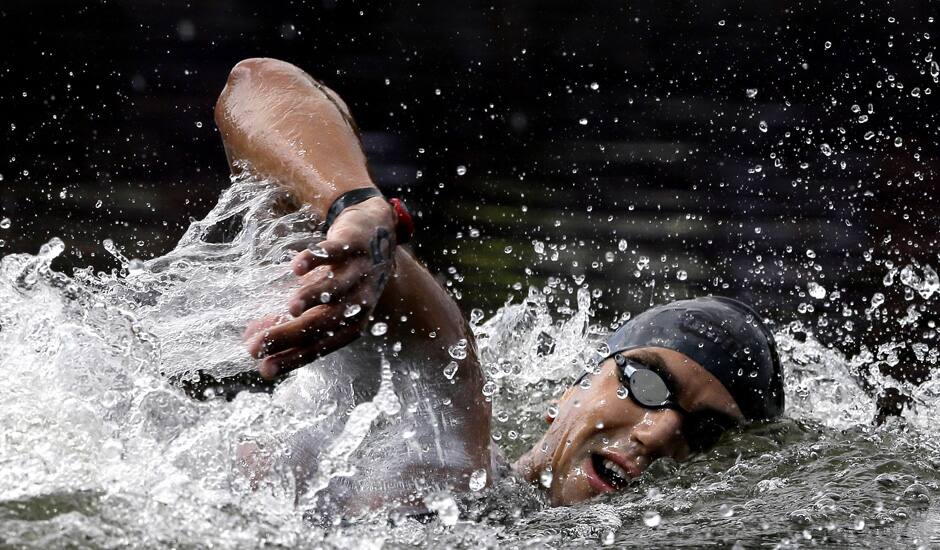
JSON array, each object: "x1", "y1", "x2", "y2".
[{"x1": 2, "y1": 172, "x2": 939, "y2": 547}]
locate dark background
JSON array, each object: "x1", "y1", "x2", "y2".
[{"x1": 2, "y1": 1, "x2": 938, "y2": 380}]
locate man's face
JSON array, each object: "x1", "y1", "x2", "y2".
[{"x1": 515, "y1": 346, "x2": 744, "y2": 506}]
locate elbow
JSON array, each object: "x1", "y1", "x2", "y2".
[{"x1": 215, "y1": 57, "x2": 304, "y2": 130}]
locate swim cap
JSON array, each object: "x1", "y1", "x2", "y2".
[{"x1": 606, "y1": 296, "x2": 784, "y2": 420}]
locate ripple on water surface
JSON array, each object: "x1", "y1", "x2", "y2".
[{"x1": 1, "y1": 173, "x2": 939, "y2": 548}]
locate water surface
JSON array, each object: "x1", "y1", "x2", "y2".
[{"x1": 1, "y1": 174, "x2": 938, "y2": 549}]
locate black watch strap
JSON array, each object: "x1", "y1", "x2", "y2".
[{"x1": 321, "y1": 187, "x2": 384, "y2": 233}]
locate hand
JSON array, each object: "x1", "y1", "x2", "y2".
[{"x1": 245, "y1": 196, "x2": 397, "y2": 379}]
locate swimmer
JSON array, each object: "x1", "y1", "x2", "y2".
[{"x1": 214, "y1": 58, "x2": 785, "y2": 508}]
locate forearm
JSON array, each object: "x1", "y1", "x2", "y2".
[
  {"x1": 377, "y1": 247, "x2": 491, "y2": 451},
  {"x1": 377, "y1": 248, "x2": 471, "y2": 347}
]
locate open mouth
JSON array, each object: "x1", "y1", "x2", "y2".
[{"x1": 591, "y1": 453, "x2": 631, "y2": 490}]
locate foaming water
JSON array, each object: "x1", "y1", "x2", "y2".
[{"x1": 1, "y1": 174, "x2": 939, "y2": 548}]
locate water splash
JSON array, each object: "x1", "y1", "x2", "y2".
[{"x1": 2, "y1": 172, "x2": 940, "y2": 547}]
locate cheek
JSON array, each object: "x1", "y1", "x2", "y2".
[{"x1": 555, "y1": 393, "x2": 609, "y2": 434}]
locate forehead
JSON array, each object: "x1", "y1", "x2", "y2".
[{"x1": 620, "y1": 347, "x2": 743, "y2": 419}]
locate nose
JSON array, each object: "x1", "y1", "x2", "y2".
[{"x1": 628, "y1": 408, "x2": 686, "y2": 458}]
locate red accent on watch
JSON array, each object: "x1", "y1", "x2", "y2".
[{"x1": 388, "y1": 198, "x2": 414, "y2": 244}]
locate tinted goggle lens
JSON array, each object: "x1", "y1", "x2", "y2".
[
  {"x1": 613, "y1": 354, "x2": 676, "y2": 409},
  {"x1": 625, "y1": 367, "x2": 673, "y2": 408}
]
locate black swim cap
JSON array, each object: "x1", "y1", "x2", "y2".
[{"x1": 605, "y1": 296, "x2": 784, "y2": 421}]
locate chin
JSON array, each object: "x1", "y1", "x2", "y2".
[{"x1": 549, "y1": 466, "x2": 595, "y2": 506}]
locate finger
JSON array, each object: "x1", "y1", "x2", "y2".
[
  {"x1": 258, "y1": 328, "x2": 362, "y2": 379},
  {"x1": 289, "y1": 264, "x2": 361, "y2": 317},
  {"x1": 248, "y1": 303, "x2": 364, "y2": 358},
  {"x1": 243, "y1": 313, "x2": 291, "y2": 342},
  {"x1": 291, "y1": 240, "x2": 357, "y2": 276}
]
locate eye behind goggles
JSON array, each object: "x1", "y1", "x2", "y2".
[{"x1": 575, "y1": 353, "x2": 739, "y2": 452}]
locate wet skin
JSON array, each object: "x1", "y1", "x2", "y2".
[
  {"x1": 215, "y1": 58, "x2": 742, "y2": 507},
  {"x1": 216, "y1": 58, "x2": 491, "y2": 487},
  {"x1": 514, "y1": 347, "x2": 745, "y2": 506}
]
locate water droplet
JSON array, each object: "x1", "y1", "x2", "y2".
[
  {"x1": 448, "y1": 343, "x2": 468, "y2": 360},
  {"x1": 808, "y1": 282, "x2": 827, "y2": 299},
  {"x1": 195, "y1": 121, "x2": 203, "y2": 128},
  {"x1": 824, "y1": 40, "x2": 832, "y2": 49},
  {"x1": 806, "y1": 249, "x2": 816, "y2": 259},
  {"x1": 676, "y1": 270, "x2": 688, "y2": 281},
  {"x1": 309, "y1": 245, "x2": 329, "y2": 258},
  {"x1": 481, "y1": 380, "x2": 497, "y2": 397},
  {"x1": 820, "y1": 143, "x2": 833, "y2": 156},
  {"x1": 745, "y1": 88, "x2": 758, "y2": 98},
  {"x1": 719, "y1": 503, "x2": 734, "y2": 517},
  {"x1": 370, "y1": 322, "x2": 388, "y2": 336},
  {"x1": 883, "y1": 268, "x2": 896, "y2": 286},
  {"x1": 539, "y1": 469, "x2": 553, "y2": 488},
  {"x1": 100, "y1": 439, "x2": 124, "y2": 462},
  {"x1": 320, "y1": 292, "x2": 331, "y2": 303},
  {"x1": 643, "y1": 510, "x2": 662, "y2": 527},
  {"x1": 0, "y1": 217, "x2": 10, "y2": 229},
  {"x1": 718, "y1": 19, "x2": 726, "y2": 26},
  {"x1": 95, "y1": 200, "x2": 103, "y2": 209},
  {"x1": 903, "y1": 482, "x2": 930, "y2": 503},
  {"x1": 127, "y1": 258, "x2": 146, "y2": 275},
  {"x1": 344, "y1": 304, "x2": 361, "y2": 317},
  {"x1": 590, "y1": 82, "x2": 599, "y2": 90},
  {"x1": 456, "y1": 165, "x2": 467, "y2": 176},
  {"x1": 758, "y1": 120, "x2": 768, "y2": 132},
  {"x1": 469, "y1": 468, "x2": 487, "y2": 491},
  {"x1": 504, "y1": 245, "x2": 513, "y2": 254},
  {"x1": 424, "y1": 492, "x2": 460, "y2": 526},
  {"x1": 864, "y1": 131, "x2": 876, "y2": 140},
  {"x1": 616, "y1": 386, "x2": 629, "y2": 399},
  {"x1": 579, "y1": 118, "x2": 588, "y2": 126},
  {"x1": 443, "y1": 361, "x2": 459, "y2": 379},
  {"x1": 618, "y1": 239, "x2": 628, "y2": 252},
  {"x1": 894, "y1": 136, "x2": 903, "y2": 147}
]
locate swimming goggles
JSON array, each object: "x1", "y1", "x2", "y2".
[{"x1": 577, "y1": 353, "x2": 738, "y2": 451}]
